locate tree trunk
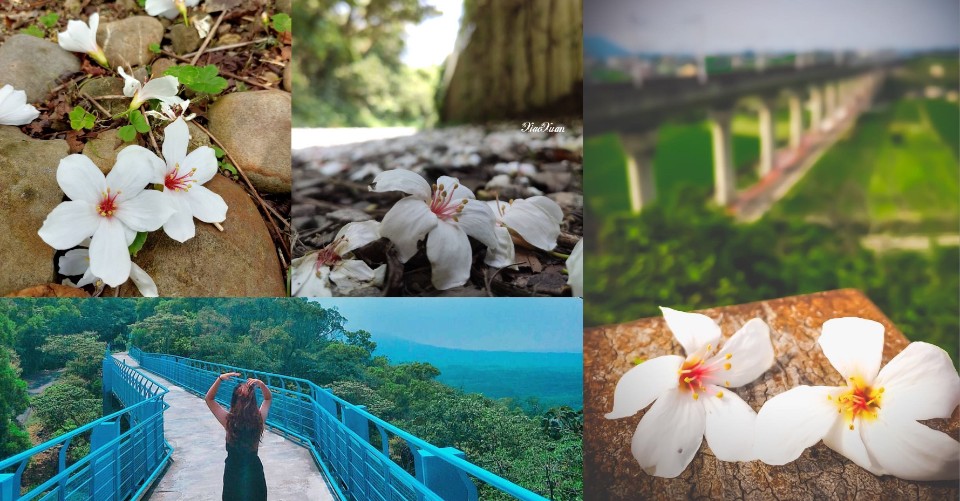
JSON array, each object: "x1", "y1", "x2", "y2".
[{"x1": 584, "y1": 289, "x2": 960, "y2": 500}]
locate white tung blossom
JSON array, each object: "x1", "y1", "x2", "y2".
[
  {"x1": 57, "y1": 13, "x2": 108, "y2": 67},
  {"x1": 59, "y1": 242, "x2": 158, "y2": 297},
  {"x1": 145, "y1": 0, "x2": 201, "y2": 21},
  {"x1": 0, "y1": 85, "x2": 39, "y2": 125},
  {"x1": 484, "y1": 196, "x2": 563, "y2": 269},
  {"x1": 290, "y1": 221, "x2": 386, "y2": 297},
  {"x1": 118, "y1": 67, "x2": 184, "y2": 111}
]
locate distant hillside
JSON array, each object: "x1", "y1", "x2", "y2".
[
  {"x1": 372, "y1": 336, "x2": 583, "y2": 411},
  {"x1": 584, "y1": 36, "x2": 631, "y2": 59}
]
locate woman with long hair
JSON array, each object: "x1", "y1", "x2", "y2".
[{"x1": 205, "y1": 372, "x2": 273, "y2": 501}]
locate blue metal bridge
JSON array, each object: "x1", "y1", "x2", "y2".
[{"x1": 0, "y1": 349, "x2": 549, "y2": 501}]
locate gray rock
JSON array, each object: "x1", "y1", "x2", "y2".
[
  {"x1": 81, "y1": 129, "x2": 124, "y2": 173},
  {"x1": 151, "y1": 58, "x2": 176, "y2": 79},
  {"x1": 0, "y1": 35, "x2": 80, "y2": 103},
  {"x1": 186, "y1": 121, "x2": 210, "y2": 151},
  {"x1": 79, "y1": 77, "x2": 128, "y2": 115},
  {"x1": 0, "y1": 126, "x2": 70, "y2": 293},
  {"x1": 276, "y1": 0, "x2": 292, "y2": 14},
  {"x1": 118, "y1": 175, "x2": 286, "y2": 297},
  {"x1": 283, "y1": 64, "x2": 292, "y2": 92},
  {"x1": 98, "y1": 16, "x2": 164, "y2": 68},
  {"x1": 205, "y1": 0, "x2": 244, "y2": 11},
  {"x1": 207, "y1": 90, "x2": 291, "y2": 193},
  {"x1": 169, "y1": 24, "x2": 201, "y2": 55}
]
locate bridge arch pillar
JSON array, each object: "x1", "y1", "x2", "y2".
[
  {"x1": 785, "y1": 90, "x2": 804, "y2": 149},
  {"x1": 709, "y1": 108, "x2": 736, "y2": 206},
  {"x1": 807, "y1": 86, "x2": 823, "y2": 132},
  {"x1": 620, "y1": 130, "x2": 658, "y2": 213},
  {"x1": 756, "y1": 95, "x2": 778, "y2": 176},
  {"x1": 824, "y1": 82, "x2": 837, "y2": 125}
]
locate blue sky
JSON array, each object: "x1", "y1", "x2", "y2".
[
  {"x1": 586, "y1": 0, "x2": 960, "y2": 53},
  {"x1": 401, "y1": 0, "x2": 462, "y2": 68},
  {"x1": 309, "y1": 298, "x2": 583, "y2": 353}
]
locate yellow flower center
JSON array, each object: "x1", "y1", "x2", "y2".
[{"x1": 830, "y1": 376, "x2": 884, "y2": 429}]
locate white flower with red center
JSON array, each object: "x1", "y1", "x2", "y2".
[
  {"x1": 38, "y1": 149, "x2": 174, "y2": 287},
  {"x1": 0, "y1": 85, "x2": 39, "y2": 125},
  {"x1": 370, "y1": 169, "x2": 497, "y2": 290},
  {"x1": 59, "y1": 240, "x2": 158, "y2": 297},
  {"x1": 755, "y1": 317, "x2": 960, "y2": 480},
  {"x1": 567, "y1": 238, "x2": 582, "y2": 297},
  {"x1": 606, "y1": 307, "x2": 775, "y2": 477},
  {"x1": 147, "y1": 117, "x2": 227, "y2": 242},
  {"x1": 145, "y1": 0, "x2": 200, "y2": 22},
  {"x1": 118, "y1": 67, "x2": 184, "y2": 112},
  {"x1": 484, "y1": 196, "x2": 564, "y2": 268},
  {"x1": 57, "y1": 13, "x2": 108, "y2": 68},
  {"x1": 290, "y1": 221, "x2": 385, "y2": 297}
]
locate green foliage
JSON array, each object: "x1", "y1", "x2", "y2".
[
  {"x1": 117, "y1": 125, "x2": 138, "y2": 142},
  {"x1": 41, "y1": 333, "x2": 105, "y2": 383},
  {"x1": 19, "y1": 25, "x2": 44, "y2": 38},
  {"x1": 270, "y1": 13, "x2": 291, "y2": 33},
  {"x1": 129, "y1": 109, "x2": 151, "y2": 133},
  {"x1": 31, "y1": 382, "x2": 100, "y2": 436},
  {"x1": 164, "y1": 64, "x2": 228, "y2": 95},
  {"x1": 0, "y1": 349, "x2": 30, "y2": 456},
  {"x1": 38, "y1": 13, "x2": 59, "y2": 29},
  {"x1": 68, "y1": 106, "x2": 95, "y2": 131},
  {"x1": 129, "y1": 231, "x2": 149, "y2": 256},
  {"x1": 149, "y1": 43, "x2": 162, "y2": 54}
]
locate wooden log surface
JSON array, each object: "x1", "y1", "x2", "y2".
[{"x1": 584, "y1": 289, "x2": 960, "y2": 500}]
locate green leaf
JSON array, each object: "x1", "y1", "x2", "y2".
[
  {"x1": 271, "y1": 13, "x2": 291, "y2": 33},
  {"x1": 164, "y1": 64, "x2": 228, "y2": 95},
  {"x1": 148, "y1": 42, "x2": 161, "y2": 54},
  {"x1": 68, "y1": 106, "x2": 95, "y2": 130},
  {"x1": 38, "y1": 13, "x2": 59, "y2": 28},
  {"x1": 128, "y1": 232, "x2": 148, "y2": 256},
  {"x1": 212, "y1": 146, "x2": 225, "y2": 159},
  {"x1": 20, "y1": 25, "x2": 44, "y2": 38},
  {"x1": 219, "y1": 161, "x2": 238, "y2": 176},
  {"x1": 129, "y1": 110, "x2": 150, "y2": 133},
  {"x1": 117, "y1": 125, "x2": 138, "y2": 142}
]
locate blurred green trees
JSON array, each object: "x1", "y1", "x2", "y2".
[{"x1": 292, "y1": 0, "x2": 440, "y2": 127}]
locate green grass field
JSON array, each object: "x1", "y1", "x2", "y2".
[{"x1": 770, "y1": 99, "x2": 959, "y2": 233}]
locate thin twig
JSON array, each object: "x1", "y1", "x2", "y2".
[
  {"x1": 190, "y1": 11, "x2": 226, "y2": 66},
  {"x1": 183, "y1": 37, "x2": 271, "y2": 58},
  {"x1": 139, "y1": 104, "x2": 161, "y2": 152},
  {"x1": 80, "y1": 92, "x2": 110, "y2": 116}
]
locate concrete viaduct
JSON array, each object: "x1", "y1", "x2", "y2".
[{"x1": 585, "y1": 64, "x2": 888, "y2": 211}]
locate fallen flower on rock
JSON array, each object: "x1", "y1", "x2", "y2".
[
  {"x1": 0, "y1": 85, "x2": 39, "y2": 125},
  {"x1": 567, "y1": 238, "x2": 583, "y2": 297},
  {"x1": 118, "y1": 67, "x2": 184, "y2": 111},
  {"x1": 38, "y1": 150, "x2": 174, "y2": 288},
  {"x1": 145, "y1": 0, "x2": 200, "y2": 24},
  {"x1": 59, "y1": 241, "x2": 158, "y2": 297},
  {"x1": 370, "y1": 169, "x2": 498, "y2": 290},
  {"x1": 485, "y1": 196, "x2": 564, "y2": 268},
  {"x1": 754, "y1": 317, "x2": 960, "y2": 481},
  {"x1": 57, "y1": 13, "x2": 109, "y2": 68},
  {"x1": 144, "y1": 99, "x2": 196, "y2": 123},
  {"x1": 290, "y1": 221, "x2": 386, "y2": 297},
  {"x1": 606, "y1": 308, "x2": 775, "y2": 477}
]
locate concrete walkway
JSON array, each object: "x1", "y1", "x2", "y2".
[{"x1": 113, "y1": 353, "x2": 335, "y2": 501}]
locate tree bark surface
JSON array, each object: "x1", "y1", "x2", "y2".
[{"x1": 584, "y1": 289, "x2": 960, "y2": 500}]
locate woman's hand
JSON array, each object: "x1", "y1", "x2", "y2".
[
  {"x1": 219, "y1": 372, "x2": 241, "y2": 381},
  {"x1": 247, "y1": 378, "x2": 266, "y2": 388}
]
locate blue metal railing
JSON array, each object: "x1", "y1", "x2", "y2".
[
  {"x1": 130, "y1": 348, "x2": 548, "y2": 501},
  {"x1": 0, "y1": 351, "x2": 171, "y2": 501}
]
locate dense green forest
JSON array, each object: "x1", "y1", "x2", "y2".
[
  {"x1": 0, "y1": 299, "x2": 582, "y2": 499},
  {"x1": 292, "y1": 0, "x2": 440, "y2": 127}
]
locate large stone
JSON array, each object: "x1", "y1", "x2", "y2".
[
  {"x1": 79, "y1": 77, "x2": 128, "y2": 115},
  {"x1": 98, "y1": 16, "x2": 164, "y2": 68},
  {"x1": 206, "y1": 91, "x2": 291, "y2": 193},
  {"x1": 118, "y1": 175, "x2": 285, "y2": 297},
  {"x1": 82, "y1": 129, "x2": 124, "y2": 173},
  {"x1": 169, "y1": 23, "x2": 201, "y2": 55},
  {"x1": 0, "y1": 126, "x2": 70, "y2": 294},
  {"x1": 0, "y1": 35, "x2": 80, "y2": 103}
]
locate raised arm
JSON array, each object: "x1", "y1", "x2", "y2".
[
  {"x1": 206, "y1": 372, "x2": 239, "y2": 428},
  {"x1": 249, "y1": 378, "x2": 273, "y2": 421}
]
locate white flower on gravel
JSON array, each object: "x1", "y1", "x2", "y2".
[
  {"x1": 606, "y1": 308, "x2": 775, "y2": 477},
  {"x1": 144, "y1": 99, "x2": 195, "y2": 122},
  {"x1": 754, "y1": 317, "x2": 960, "y2": 480},
  {"x1": 145, "y1": 0, "x2": 200, "y2": 21},
  {"x1": 493, "y1": 161, "x2": 537, "y2": 178},
  {"x1": 370, "y1": 169, "x2": 498, "y2": 290},
  {"x1": 484, "y1": 196, "x2": 563, "y2": 268},
  {"x1": 148, "y1": 117, "x2": 227, "y2": 242},
  {"x1": 0, "y1": 85, "x2": 39, "y2": 125},
  {"x1": 38, "y1": 150, "x2": 174, "y2": 288},
  {"x1": 57, "y1": 13, "x2": 108, "y2": 67},
  {"x1": 567, "y1": 238, "x2": 583, "y2": 297},
  {"x1": 291, "y1": 221, "x2": 385, "y2": 297},
  {"x1": 118, "y1": 67, "x2": 184, "y2": 111},
  {"x1": 60, "y1": 242, "x2": 158, "y2": 297}
]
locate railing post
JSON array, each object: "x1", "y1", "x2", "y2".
[
  {"x1": 90, "y1": 420, "x2": 120, "y2": 501},
  {"x1": 414, "y1": 448, "x2": 479, "y2": 501},
  {"x1": 102, "y1": 350, "x2": 113, "y2": 416},
  {"x1": 342, "y1": 405, "x2": 370, "y2": 495},
  {"x1": 0, "y1": 474, "x2": 18, "y2": 500}
]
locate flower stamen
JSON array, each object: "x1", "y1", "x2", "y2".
[
  {"x1": 97, "y1": 188, "x2": 121, "y2": 217},
  {"x1": 165, "y1": 164, "x2": 197, "y2": 192}
]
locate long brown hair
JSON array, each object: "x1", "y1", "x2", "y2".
[{"x1": 226, "y1": 382, "x2": 264, "y2": 451}]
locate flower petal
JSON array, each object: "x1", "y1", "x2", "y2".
[
  {"x1": 874, "y1": 342, "x2": 960, "y2": 421},
  {"x1": 161, "y1": 117, "x2": 189, "y2": 168},
  {"x1": 139, "y1": 76, "x2": 180, "y2": 103},
  {"x1": 161, "y1": 194, "x2": 195, "y2": 242},
  {"x1": 860, "y1": 412, "x2": 960, "y2": 480},
  {"x1": 706, "y1": 318, "x2": 775, "y2": 387},
  {"x1": 702, "y1": 387, "x2": 757, "y2": 461},
  {"x1": 38, "y1": 201, "x2": 100, "y2": 250},
  {"x1": 501, "y1": 196, "x2": 564, "y2": 251},
  {"x1": 754, "y1": 385, "x2": 838, "y2": 465},
  {"x1": 333, "y1": 220, "x2": 380, "y2": 255},
  {"x1": 116, "y1": 144, "x2": 168, "y2": 184},
  {"x1": 436, "y1": 175, "x2": 475, "y2": 200},
  {"x1": 454, "y1": 199, "x2": 498, "y2": 250},
  {"x1": 819, "y1": 317, "x2": 885, "y2": 384},
  {"x1": 370, "y1": 169, "x2": 431, "y2": 200},
  {"x1": 426, "y1": 220, "x2": 472, "y2": 290},
  {"x1": 117, "y1": 67, "x2": 141, "y2": 98},
  {"x1": 631, "y1": 388, "x2": 706, "y2": 478},
  {"x1": 109, "y1": 146, "x2": 162, "y2": 201},
  {"x1": 56, "y1": 154, "x2": 106, "y2": 204},
  {"x1": 115, "y1": 190, "x2": 174, "y2": 233},
  {"x1": 330, "y1": 259, "x2": 383, "y2": 292},
  {"x1": 605, "y1": 355, "x2": 683, "y2": 419},
  {"x1": 185, "y1": 185, "x2": 227, "y2": 224},
  {"x1": 822, "y1": 417, "x2": 885, "y2": 475},
  {"x1": 290, "y1": 254, "x2": 331, "y2": 298},
  {"x1": 88, "y1": 218, "x2": 131, "y2": 287},
  {"x1": 659, "y1": 307, "x2": 721, "y2": 357},
  {"x1": 379, "y1": 197, "x2": 437, "y2": 262},
  {"x1": 129, "y1": 262, "x2": 158, "y2": 297},
  {"x1": 182, "y1": 146, "x2": 218, "y2": 184},
  {"x1": 58, "y1": 248, "x2": 90, "y2": 276},
  {"x1": 567, "y1": 239, "x2": 583, "y2": 297},
  {"x1": 483, "y1": 225, "x2": 516, "y2": 268}
]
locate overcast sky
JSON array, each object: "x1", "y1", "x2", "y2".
[
  {"x1": 586, "y1": 0, "x2": 960, "y2": 53},
  {"x1": 309, "y1": 297, "x2": 583, "y2": 353},
  {"x1": 402, "y1": 0, "x2": 462, "y2": 68}
]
